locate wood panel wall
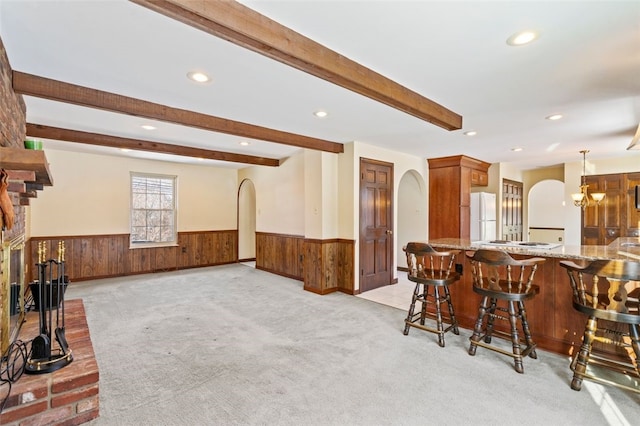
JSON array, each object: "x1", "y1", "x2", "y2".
[
  {"x1": 28, "y1": 231, "x2": 355, "y2": 296},
  {"x1": 27, "y1": 230, "x2": 237, "y2": 283},
  {"x1": 304, "y1": 238, "x2": 355, "y2": 295},
  {"x1": 255, "y1": 232, "x2": 304, "y2": 280},
  {"x1": 255, "y1": 232, "x2": 355, "y2": 295}
]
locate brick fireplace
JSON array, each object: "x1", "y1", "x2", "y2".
[
  {"x1": 0, "y1": 35, "x2": 100, "y2": 425},
  {"x1": 0, "y1": 300, "x2": 99, "y2": 425}
]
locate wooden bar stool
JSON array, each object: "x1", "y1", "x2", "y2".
[
  {"x1": 403, "y1": 242, "x2": 461, "y2": 347},
  {"x1": 560, "y1": 259, "x2": 640, "y2": 393},
  {"x1": 467, "y1": 249, "x2": 545, "y2": 373}
]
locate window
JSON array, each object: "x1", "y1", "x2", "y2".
[{"x1": 130, "y1": 173, "x2": 177, "y2": 247}]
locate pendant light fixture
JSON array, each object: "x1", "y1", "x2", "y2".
[{"x1": 571, "y1": 150, "x2": 605, "y2": 208}]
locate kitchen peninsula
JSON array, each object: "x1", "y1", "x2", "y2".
[{"x1": 424, "y1": 237, "x2": 640, "y2": 356}]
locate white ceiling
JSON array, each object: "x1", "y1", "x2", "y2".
[{"x1": 1, "y1": 0, "x2": 639, "y2": 170}]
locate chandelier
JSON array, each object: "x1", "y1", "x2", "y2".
[{"x1": 571, "y1": 150, "x2": 605, "y2": 208}]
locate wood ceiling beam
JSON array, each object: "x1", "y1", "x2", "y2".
[
  {"x1": 13, "y1": 71, "x2": 343, "y2": 154},
  {"x1": 130, "y1": 0, "x2": 462, "y2": 131},
  {"x1": 26, "y1": 123, "x2": 281, "y2": 167}
]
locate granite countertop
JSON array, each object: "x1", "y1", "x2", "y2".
[{"x1": 427, "y1": 237, "x2": 640, "y2": 261}]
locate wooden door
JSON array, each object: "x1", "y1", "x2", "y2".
[
  {"x1": 359, "y1": 158, "x2": 394, "y2": 293},
  {"x1": 502, "y1": 179, "x2": 523, "y2": 241}
]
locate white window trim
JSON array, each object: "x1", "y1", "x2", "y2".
[{"x1": 129, "y1": 172, "x2": 178, "y2": 249}]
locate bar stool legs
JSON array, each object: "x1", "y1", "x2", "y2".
[
  {"x1": 518, "y1": 300, "x2": 537, "y2": 360},
  {"x1": 468, "y1": 296, "x2": 537, "y2": 374},
  {"x1": 469, "y1": 296, "x2": 490, "y2": 356},
  {"x1": 403, "y1": 282, "x2": 421, "y2": 336},
  {"x1": 403, "y1": 281, "x2": 459, "y2": 347},
  {"x1": 402, "y1": 243, "x2": 461, "y2": 348}
]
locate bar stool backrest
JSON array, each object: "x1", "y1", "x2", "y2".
[
  {"x1": 404, "y1": 242, "x2": 460, "y2": 281},
  {"x1": 560, "y1": 259, "x2": 640, "y2": 322},
  {"x1": 467, "y1": 249, "x2": 545, "y2": 293}
]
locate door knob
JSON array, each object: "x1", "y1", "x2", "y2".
[{"x1": 386, "y1": 230, "x2": 393, "y2": 235}]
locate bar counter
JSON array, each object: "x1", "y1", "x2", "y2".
[
  {"x1": 428, "y1": 237, "x2": 640, "y2": 261},
  {"x1": 419, "y1": 237, "x2": 640, "y2": 356}
]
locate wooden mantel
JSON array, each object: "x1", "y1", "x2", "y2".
[
  {"x1": 0, "y1": 147, "x2": 53, "y2": 205},
  {"x1": 0, "y1": 147, "x2": 53, "y2": 186}
]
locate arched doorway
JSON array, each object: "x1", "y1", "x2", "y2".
[
  {"x1": 238, "y1": 179, "x2": 256, "y2": 262},
  {"x1": 397, "y1": 170, "x2": 427, "y2": 269},
  {"x1": 528, "y1": 179, "x2": 565, "y2": 243}
]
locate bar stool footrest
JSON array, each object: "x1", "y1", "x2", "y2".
[
  {"x1": 569, "y1": 350, "x2": 640, "y2": 393},
  {"x1": 405, "y1": 319, "x2": 458, "y2": 335}
]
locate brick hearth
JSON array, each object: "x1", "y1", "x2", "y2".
[{"x1": 0, "y1": 299, "x2": 99, "y2": 425}]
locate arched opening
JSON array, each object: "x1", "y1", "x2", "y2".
[
  {"x1": 528, "y1": 179, "x2": 565, "y2": 243},
  {"x1": 237, "y1": 178, "x2": 256, "y2": 262},
  {"x1": 397, "y1": 170, "x2": 427, "y2": 268}
]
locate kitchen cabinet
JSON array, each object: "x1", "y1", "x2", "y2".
[
  {"x1": 470, "y1": 168, "x2": 488, "y2": 186},
  {"x1": 582, "y1": 172, "x2": 640, "y2": 245},
  {"x1": 428, "y1": 155, "x2": 490, "y2": 240}
]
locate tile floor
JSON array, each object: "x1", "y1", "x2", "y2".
[{"x1": 355, "y1": 272, "x2": 414, "y2": 311}]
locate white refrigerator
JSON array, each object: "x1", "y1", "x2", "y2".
[{"x1": 470, "y1": 192, "x2": 497, "y2": 241}]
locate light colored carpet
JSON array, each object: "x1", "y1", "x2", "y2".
[{"x1": 65, "y1": 264, "x2": 639, "y2": 425}]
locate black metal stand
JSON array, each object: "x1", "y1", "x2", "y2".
[{"x1": 25, "y1": 257, "x2": 73, "y2": 374}]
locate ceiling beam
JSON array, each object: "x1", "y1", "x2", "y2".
[
  {"x1": 13, "y1": 71, "x2": 344, "y2": 154},
  {"x1": 130, "y1": 0, "x2": 462, "y2": 131},
  {"x1": 26, "y1": 123, "x2": 281, "y2": 167}
]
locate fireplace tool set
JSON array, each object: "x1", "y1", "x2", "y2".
[{"x1": 24, "y1": 241, "x2": 73, "y2": 374}]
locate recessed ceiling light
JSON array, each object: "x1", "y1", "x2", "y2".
[
  {"x1": 511, "y1": 147, "x2": 524, "y2": 152},
  {"x1": 506, "y1": 30, "x2": 538, "y2": 46},
  {"x1": 314, "y1": 110, "x2": 328, "y2": 118},
  {"x1": 187, "y1": 71, "x2": 211, "y2": 83},
  {"x1": 546, "y1": 114, "x2": 563, "y2": 121},
  {"x1": 141, "y1": 124, "x2": 156, "y2": 130},
  {"x1": 239, "y1": 141, "x2": 251, "y2": 146},
  {"x1": 464, "y1": 131, "x2": 477, "y2": 136},
  {"x1": 120, "y1": 148, "x2": 131, "y2": 152}
]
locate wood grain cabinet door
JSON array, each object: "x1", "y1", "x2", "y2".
[
  {"x1": 624, "y1": 172, "x2": 640, "y2": 238},
  {"x1": 602, "y1": 174, "x2": 623, "y2": 245},
  {"x1": 582, "y1": 172, "x2": 639, "y2": 245}
]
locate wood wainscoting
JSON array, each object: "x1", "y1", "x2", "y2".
[
  {"x1": 255, "y1": 232, "x2": 304, "y2": 280},
  {"x1": 304, "y1": 238, "x2": 355, "y2": 295},
  {"x1": 27, "y1": 230, "x2": 237, "y2": 283},
  {"x1": 255, "y1": 232, "x2": 355, "y2": 295}
]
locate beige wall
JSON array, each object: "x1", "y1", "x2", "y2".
[
  {"x1": 238, "y1": 149, "x2": 306, "y2": 236},
  {"x1": 303, "y1": 151, "x2": 340, "y2": 240},
  {"x1": 337, "y1": 143, "x2": 355, "y2": 239},
  {"x1": 29, "y1": 149, "x2": 238, "y2": 237}
]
